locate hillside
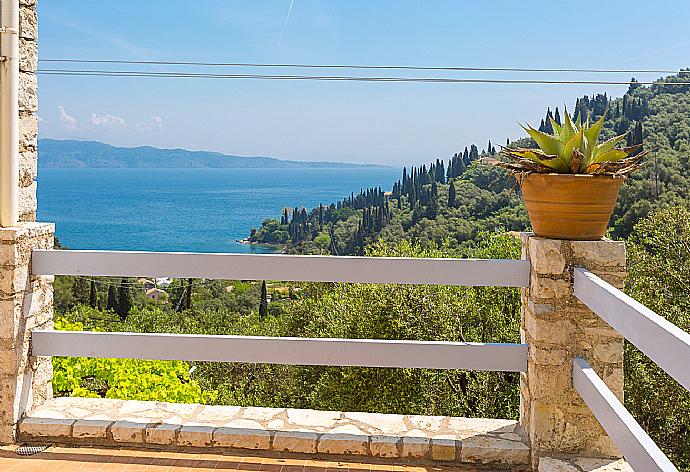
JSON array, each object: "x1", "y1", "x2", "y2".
[
  {"x1": 38, "y1": 139, "x2": 385, "y2": 169},
  {"x1": 249, "y1": 71, "x2": 690, "y2": 253}
]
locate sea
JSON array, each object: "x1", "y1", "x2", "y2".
[{"x1": 37, "y1": 167, "x2": 401, "y2": 253}]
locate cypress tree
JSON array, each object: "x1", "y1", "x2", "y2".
[
  {"x1": 89, "y1": 280, "x2": 98, "y2": 308},
  {"x1": 116, "y1": 278, "x2": 133, "y2": 320},
  {"x1": 71, "y1": 278, "x2": 89, "y2": 305},
  {"x1": 185, "y1": 278, "x2": 193, "y2": 310},
  {"x1": 448, "y1": 179, "x2": 456, "y2": 207},
  {"x1": 259, "y1": 281, "x2": 268, "y2": 318},
  {"x1": 106, "y1": 284, "x2": 118, "y2": 313},
  {"x1": 554, "y1": 107, "x2": 562, "y2": 125}
]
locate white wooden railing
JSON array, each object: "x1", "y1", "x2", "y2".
[
  {"x1": 574, "y1": 269, "x2": 690, "y2": 472},
  {"x1": 28, "y1": 250, "x2": 690, "y2": 470},
  {"x1": 30, "y1": 249, "x2": 530, "y2": 373}
]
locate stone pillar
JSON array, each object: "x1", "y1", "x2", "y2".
[
  {"x1": 0, "y1": 222, "x2": 54, "y2": 444},
  {"x1": 19, "y1": 0, "x2": 39, "y2": 222},
  {"x1": 0, "y1": 0, "x2": 47, "y2": 444},
  {"x1": 519, "y1": 234, "x2": 626, "y2": 465}
]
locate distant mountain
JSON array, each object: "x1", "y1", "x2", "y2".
[{"x1": 38, "y1": 139, "x2": 385, "y2": 169}]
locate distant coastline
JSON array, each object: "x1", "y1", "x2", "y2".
[{"x1": 38, "y1": 139, "x2": 387, "y2": 169}]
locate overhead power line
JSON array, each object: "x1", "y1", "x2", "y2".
[
  {"x1": 38, "y1": 59, "x2": 681, "y2": 74},
  {"x1": 36, "y1": 69, "x2": 690, "y2": 86}
]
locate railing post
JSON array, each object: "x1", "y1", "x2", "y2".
[
  {"x1": 520, "y1": 233, "x2": 626, "y2": 466},
  {"x1": 0, "y1": 0, "x2": 48, "y2": 445}
]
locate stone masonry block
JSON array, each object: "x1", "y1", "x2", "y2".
[
  {"x1": 20, "y1": 417, "x2": 74, "y2": 438},
  {"x1": 525, "y1": 315, "x2": 576, "y2": 344},
  {"x1": 19, "y1": 72, "x2": 38, "y2": 113},
  {"x1": 272, "y1": 430, "x2": 317, "y2": 453},
  {"x1": 569, "y1": 240, "x2": 626, "y2": 269},
  {"x1": 177, "y1": 425, "x2": 214, "y2": 447},
  {"x1": 19, "y1": 115, "x2": 37, "y2": 150},
  {"x1": 20, "y1": 6, "x2": 37, "y2": 39},
  {"x1": 19, "y1": 37, "x2": 37, "y2": 72},
  {"x1": 111, "y1": 420, "x2": 147, "y2": 443},
  {"x1": 145, "y1": 423, "x2": 180, "y2": 445},
  {"x1": 19, "y1": 182, "x2": 37, "y2": 221},
  {"x1": 72, "y1": 419, "x2": 112, "y2": 439},
  {"x1": 530, "y1": 273, "x2": 571, "y2": 300},
  {"x1": 401, "y1": 434, "x2": 430, "y2": 459},
  {"x1": 431, "y1": 435, "x2": 457, "y2": 461},
  {"x1": 213, "y1": 426, "x2": 271, "y2": 450},
  {"x1": 318, "y1": 432, "x2": 369, "y2": 455},
  {"x1": 370, "y1": 434, "x2": 399, "y2": 458},
  {"x1": 529, "y1": 238, "x2": 566, "y2": 275},
  {"x1": 460, "y1": 435, "x2": 530, "y2": 465}
]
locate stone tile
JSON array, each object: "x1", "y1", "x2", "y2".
[
  {"x1": 213, "y1": 427, "x2": 271, "y2": 450},
  {"x1": 430, "y1": 435, "x2": 456, "y2": 461},
  {"x1": 241, "y1": 407, "x2": 285, "y2": 422},
  {"x1": 146, "y1": 423, "x2": 180, "y2": 445},
  {"x1": 406, "y1": 415, "x2": 444, "y2": 432},
  {"x1": 370, "y1": 435, "x2": 399, "y2": 458},
  {"x1": 538, "y1": 457, "x2": 579, "y2": 472},
  {"x1": 177, "y1": 425, "x2": 215, "y2": 447},
  {"x1": 20, "y1": 417, "x2": 74, "y2": 438},
  {"x1": 72, "y1": 419, "x2": 112, "y2": 439},
  {"x1": 445, "y1": 417, "x2": 516, "y2": 434},
  {"x1": 223, "y1": 418, "x2": 265, "y2": 430},
  {"x1": 111, "y1": 420, "x2": 148, "y2": 443},
  {"x1": 344, "y1": 412, "x2": 407, "y2": 435},
  {"x1": 272, "y1": 431, "x2": 318, "y2": 453},
  {"x1": 196, "y1": 404, "x2": 241, "y2": 424},
  {"x1": 287, "y1": 408, "x2": 340, "y2": 428},
  {"x1": 459, "y1": 435, "x2": 529, "y2": 465},
  {"x1": 574, "y1": 458, "x2": 633, "y2": 471},
  {"x1": 318, "y1": 433, "x2": 368, "y2": 455}
]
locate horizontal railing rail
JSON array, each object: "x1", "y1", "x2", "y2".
[
  {"x1": 31, "y1": 249, "x2": 531, "y2": 287},
  {"x1": 574, "y1": 268, "x2": 690, "y2": 391},
  {"x1": 31, "y1": 330, "x2": 528, "y2": 372},
  {"x1": 573, "y1": 357, "x2": 677, "y2": 472}
]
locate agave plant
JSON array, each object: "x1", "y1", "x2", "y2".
[{"x1": 487, "y1": 111, "x2": 648, "y2": 176}]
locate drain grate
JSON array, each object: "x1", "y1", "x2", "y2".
[{"x1": 15, "y1": 444, "x2": 49, "y2": 456}]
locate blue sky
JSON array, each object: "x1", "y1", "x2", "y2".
[{"x1": 38, "y1": 0, "x2": 690, "y2": 166}]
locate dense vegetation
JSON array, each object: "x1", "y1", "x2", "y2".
[
  {"x1": 250, "y1": 71, "x2": 690, "y2": 252},
  {"x1": 52, "y1": 71, "x2": 690, "y2": 469},
  {"x1": 55, "y1": 233, "x2": 521, "y2": 417}
]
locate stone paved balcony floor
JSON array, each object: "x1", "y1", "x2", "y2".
[{"x1": 0, "y1": 445, "x2": 493, "y2": 472}]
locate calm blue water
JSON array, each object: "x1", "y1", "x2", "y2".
[{"x1": 37, "y1": 168, "x2": 401, "y2": 253}]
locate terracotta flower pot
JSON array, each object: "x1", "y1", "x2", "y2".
[{"x1": 519, "y1": 173, "x2": 624, "y2": 240}]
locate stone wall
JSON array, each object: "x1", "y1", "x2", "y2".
[
  {"x1": 19, "y1": 0, "x2": 38, "y2": 222},
  {"x1": 520, "y1": 234, "x2": 626, "y2": 466},
  {"x1": 0, "y1": 0, "x2": 50, "y2": 444}
]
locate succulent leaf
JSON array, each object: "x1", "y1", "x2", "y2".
[
  {"x1": 522, "y1": 126, "x2": 564, "y2": 157},
  {"x1": 594, "y1": 133, "x2": 627, "y2": 158}
]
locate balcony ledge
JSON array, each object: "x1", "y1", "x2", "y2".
[{"x1": 18, "y1": 397, "x2": 530, "y2": 468}]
